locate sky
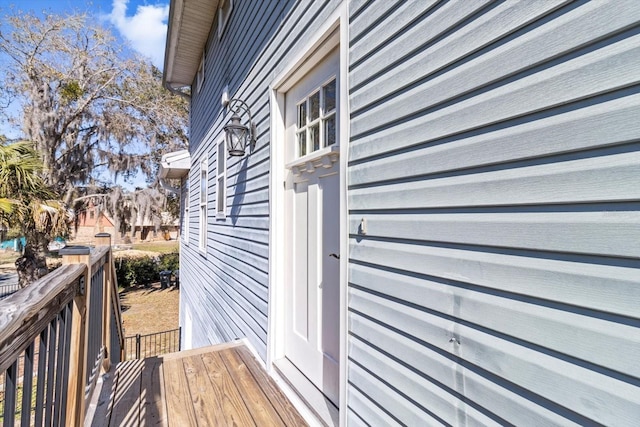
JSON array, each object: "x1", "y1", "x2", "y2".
[
  {"x1": 0, "y1": 0, "x2": 170, "y2": 67},
  {"x1": 0, "y1": 0, "x2": 171, "y2": 189}
]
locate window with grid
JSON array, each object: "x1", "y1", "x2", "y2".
[
  {"x1": 216, "y1": 140, "x2": 226, "y2": 218},
  {"x1": 182, "y1": 177, "x2": 189, "y2": 243},
  {"x1": 199, "y1": 158, "x2": 207, "y2": 252},
  {"x1": 296, "y1": 78, "x2": 337, "y2": 157}
]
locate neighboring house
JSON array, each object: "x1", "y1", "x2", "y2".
[
  {"x1": 130, "y1": 217, "x2": 159, "y2": 241},
  {"x1": 71, "y1": 201, "x2": 117, "y2": 245},
  {"x1": 161, "y1": 1, "x2": 640, "y2": 425}
]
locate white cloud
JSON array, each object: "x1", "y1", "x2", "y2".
[{"x1": 108, "y1": 0, "x2": 169, "y2": 68}]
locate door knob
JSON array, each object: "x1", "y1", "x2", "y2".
[{"x1": 329, "y1": 253, "x2": 340, "y2": 259}]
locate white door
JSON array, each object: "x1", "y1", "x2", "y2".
[{"x1": 284, "y1": 47, "x2": 340, "y2": 406}]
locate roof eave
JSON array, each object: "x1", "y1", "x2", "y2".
[
  {"x1": 163, "y1": 0, "x2": 219, "y2": 90},
  {"x1": 159, "y1": 150, "x2": 191, "y2": 179}
]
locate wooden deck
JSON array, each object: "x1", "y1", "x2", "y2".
[{"x1": 94, "y1": 342, "x2": 308, "y2": 426}]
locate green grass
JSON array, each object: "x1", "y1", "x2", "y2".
[
  {"x1": 131, "y1": 241, "x2": 179, "y2": 254},
  {"x1": 0, "y1": 380, "x2": 38, "y2": 423}
]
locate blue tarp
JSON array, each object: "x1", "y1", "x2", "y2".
[
  {"x1": 0, "y1": 236, "x2": 65, "y2": 251},
  {"x1": 0, "y1": 237, "x2": 25, "y2": 250}
]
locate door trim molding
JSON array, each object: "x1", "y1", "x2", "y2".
[
  {"x1": 273, "y1": 357, "x2": 339, "y2": 426},
  {"x1": 268, "y1": 3, "x2": 348, "y2": 426}
]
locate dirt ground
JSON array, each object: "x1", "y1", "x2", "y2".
[
  {"x1": 120, "y1": 284, "x2": 180, "y2": 337},
  {"x1": 0, "y1": 250, "x2": 19, "y2": 273}
]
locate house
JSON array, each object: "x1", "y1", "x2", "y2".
[
  {"x1": 160, "y1": 0, "x2": 640, "y2": 425},
  {"x1": 71, "y1": 200, "x2": 117, "y2": 245}
]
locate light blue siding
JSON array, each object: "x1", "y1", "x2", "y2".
[
  {"x1": 177, "y1": 0, "x2": 640, "y2": 424},
  {"x1": 347, "y1": 0, "x2": 640, "y2": 425},
  {"x1": 180, "y1": 0, "x2": 345, "y2": 361}
]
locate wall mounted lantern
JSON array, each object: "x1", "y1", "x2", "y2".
[{"x1": 223, "y1": 99, "x2": 256, "y2": 156}]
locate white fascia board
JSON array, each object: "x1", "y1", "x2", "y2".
[{"x1": 159, "y1": 149, "x2": 191, "y2": 179}]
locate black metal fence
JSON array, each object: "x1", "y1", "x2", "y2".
[
  {"x1": 124, "y1": 327, "x2": 181, "y2": 360},
  {"x1": 0, "y1": 283, "x2": 20, "y2": 300}
]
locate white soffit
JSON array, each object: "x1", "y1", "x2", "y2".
[
  {"x1": 164, "y1": 0, "x2": 219, "y2": 88},
  {"x1": 160, "y1": 150, "x2": 191, "y2": 179}
]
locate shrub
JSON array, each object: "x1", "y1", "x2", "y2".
[
  {"x1": 114, "y1": 251, "x2": 180, "y2": 288},
  {"x1": 115, "y1": 255, "x2": 158, "y2": 287},
  {"x1": 158, "y1": 252, "x2": 179, "y2": 272}
]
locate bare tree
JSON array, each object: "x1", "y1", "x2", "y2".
[
  {"x1": 0, "y1": 10, "x2": 188, "y2": 284},
  {"x1": 73, "y1": 186, "x2": 168, "y2": 242},
  {"x1": 0, "y1": 10, "x2": 188, "y2": 205}
]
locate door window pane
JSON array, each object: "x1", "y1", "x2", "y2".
[
  {"x1": 297, "y1": 102, "x2": 306, "y2": 127},
  {"x1": 309, "y1": 123, "x2": 320, "y2": 152},
  {"x1": 323, "y1": 79, "x2": 336, "y2": 113},
  {"x1": 324, "y1": 114, "x2": 335, "y2": 147},
  {"x1": 309, "y1": 91, "x2": 320, "y2": 121},
  {"x1": 297, "y1": 131, "x2": 306, "y2": 156}
]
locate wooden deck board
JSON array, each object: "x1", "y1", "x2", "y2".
[
  {"x1": 200, "y1": 350, "x2": 257, "y2": 426},
  {"x1": 105, "y1": 343, "x2": 307, "y2": 426},
  {"x1": 163, "y1": 357, "x2": 198, "y2": 426},
  {"x1": 236, "y1": 346, "x2": 309, "y2": 427},
  {"x1": 110, "y1": 359, "x2": 143, "y2": 427},
  {"x1": 219, "y1": 348, "x2": 286, "y2": 427},
  {"x1": 181, "y1": 354, "x2": 227, "y2": 426},
  {"x1": 139, "y1": 357, "x2": 167, "y2": 427}
]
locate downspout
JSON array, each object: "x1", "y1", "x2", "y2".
[
  {"x1": 159, "y1": 178, "x2": 180, "y2": 194},
  {"x1": 166, "y1": 83, "x2": 191, "y2": 101}
]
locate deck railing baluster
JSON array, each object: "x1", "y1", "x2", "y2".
[
  {"x1": 0, "y1": 233, "x2": 124, "y2": 427},
  {"x1": 3, "y1": 360, "x2": 18, "y2": 427},
  {"x1": 53, "y1": 311, "x2": 67, "y2": 425},
  {"x1": 43, "y1": 317, "x2": 57, "y2": 427},
  {"x1": 34, "y1": 328, "x2": 49, "y2": 427},
  {"x1": 20, "y1": 342, "x2": 35, "y2": 427}
]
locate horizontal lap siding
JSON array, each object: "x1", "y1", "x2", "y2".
[
  {"x1": 182, "y1": 0, "x2": 343, "y2": 362},
  {"x1": 347, "y1": 0, "x2": 640, "y2": 425}
]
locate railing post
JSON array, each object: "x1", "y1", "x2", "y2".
[
  {"x1": 95, "y1": 233, "x2": 113, "y2": 372},
  {"x1": 61, "y1": 246, "x2": 91, "y2": 427},
  {"x1": 136, "y1": 334, "x2": 141, "y2": 359}
]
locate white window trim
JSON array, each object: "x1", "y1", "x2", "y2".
[
  {"x1": 295, "y1": 76, "x2": 337, "y2": 158},
  {"x1": 199, "y1": 157, "x2": 208, "y2": 253},
  {"x1": 182, "y1": 177, "x2": 190, "y2": 244},
  {"x1": 196, "y1": 53, "x2": 205, "y2": 93},
  {"x1": 217, "y1": 0, "x2": 233, "y2": 39},
  {"x1": 216, "y1": 140, "x2": 227, "y2": 218}
]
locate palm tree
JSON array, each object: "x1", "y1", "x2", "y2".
[{"x1": 0, "y1": 140, "x2": 68, "y2": 287}]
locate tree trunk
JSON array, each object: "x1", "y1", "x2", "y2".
[{"x1": 15, "y1": 232, "x2": 49, "y2": 288}]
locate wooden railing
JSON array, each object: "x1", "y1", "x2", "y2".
[{"x1": 0, "y1": 233, "x2": 124, "y2": 427}]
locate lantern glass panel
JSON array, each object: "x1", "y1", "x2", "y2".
[{"x1": 225, "y1": 123, "x2": 248, "y2": 156}]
